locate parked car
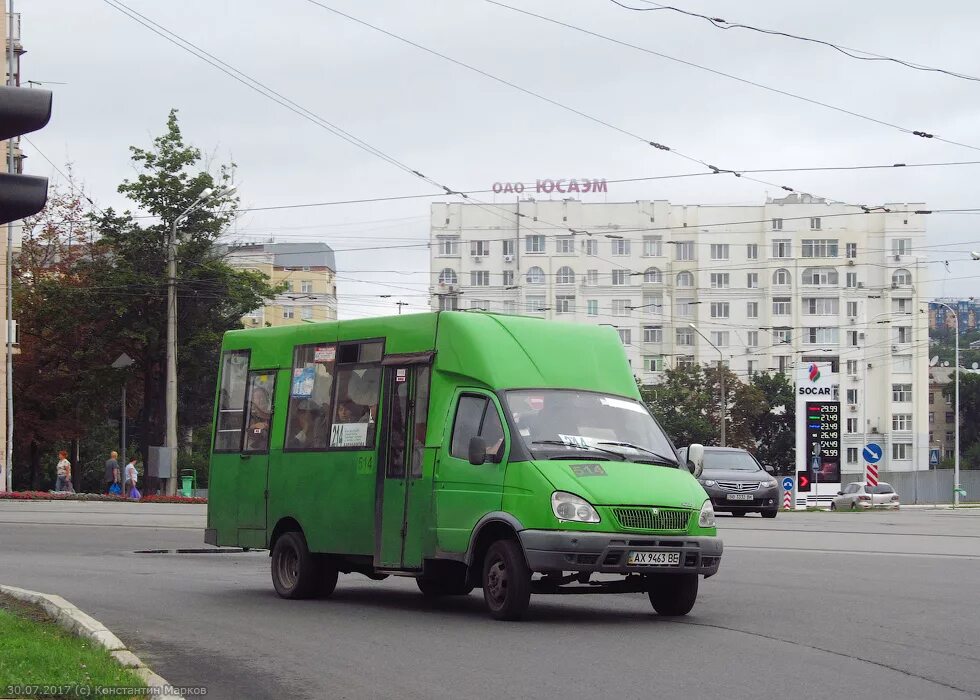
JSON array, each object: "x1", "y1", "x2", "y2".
[
  {"x1": 678, "y1": 446, "x2": 779, "y2": 518},
  {"x1": 831, "y1": 482, "x2": 900, "y2": 510}
]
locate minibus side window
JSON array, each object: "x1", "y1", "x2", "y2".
[
  {"x1": 284, "y1": 344, "x2": 336, "y2": 451},
  {"x1": 243, "y1": 371, "x2": 276, "y2": 454},
  {"x1": 214, "y1": 350, "x2": 250, "y2": 452},
  {"x1": 328, "y1": 341, "x2": 384, "y2": 449},
  {"x1": 450, "y1": 394, "x2": 505, "y2": 463}
]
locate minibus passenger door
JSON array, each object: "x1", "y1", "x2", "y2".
[
  {"x1": 377, "y1": 365, "x2": 430, "y2": 569},
  {"x1": 238, "y1": 370, "x2": 275, "y2": 538}
]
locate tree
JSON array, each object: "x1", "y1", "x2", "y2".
[
  {"x1": 749, "y1": 372, "x2": 797, "y2": 473},
  {"x1": 944, "y1": 373, "x2": 980, "y2": 469}
]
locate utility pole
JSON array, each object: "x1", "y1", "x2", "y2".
[
  {"x1": 395, "y1": 301, "x2": 408, "y2": 315},
  {"x1": 935, "y1": 302, "x2": 961, "y2": 507},
  {"x1": 5, "y1": 0, "x2": 15, "y2": 493}
]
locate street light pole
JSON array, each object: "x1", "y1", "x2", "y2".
[
  {"x1": 164, "y1": 185, "x2": 234, "y2": 495},
  {"x1": 935, "y1": 302, "x2": 961, "y2": 507},
  {"x1": 689, "y1": 323, "x2": 725, "y2": 447}
]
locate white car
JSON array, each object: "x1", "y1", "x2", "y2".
[{"x1": 831, "y1": 482, "x2": 900, "y2": 510}]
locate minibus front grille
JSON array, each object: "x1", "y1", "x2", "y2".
[{"x1": 612, "y1": 507, "x2": 692, "y2": 532}]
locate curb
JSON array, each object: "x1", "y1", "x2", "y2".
[{"x1": 0, "y1": 584, "x2": 183, "y2": 699}]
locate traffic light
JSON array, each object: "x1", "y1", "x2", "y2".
[
  {"x1": 0, "y1": 86, "x2": 52, "y2": 225},
  {"x1": 796, "y1": 471, "x2": 811, "y2": 492}
]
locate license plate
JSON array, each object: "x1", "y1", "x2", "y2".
[
  {"x1": 726, "y1": 494, "x2": 754, "y2": 501},
  {"x1": 626, "y1": 551, "x2": 680, "y2": 566}
]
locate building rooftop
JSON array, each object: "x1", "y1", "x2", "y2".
[{"x1": 224, "y1": 242, "x2": 336, "y2": 271}]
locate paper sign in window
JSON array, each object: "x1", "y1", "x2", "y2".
[{"x1": 330, "y1": 422, "x2": 370, "y2": 447}]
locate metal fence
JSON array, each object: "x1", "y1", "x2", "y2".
[{"x1": 874, "y1": 469, "x2": 979, "y2": 504}]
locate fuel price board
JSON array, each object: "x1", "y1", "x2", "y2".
[{"x1": 805, "y1": 401, "x2": 841, "y2": 483}]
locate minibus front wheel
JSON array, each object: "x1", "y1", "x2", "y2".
[
  {"x1": 482, "y1": 540, "x2": 532, "y2": 621},
  {"x1": 646, "y1": 573, "x2": 698, "y2": 616}
]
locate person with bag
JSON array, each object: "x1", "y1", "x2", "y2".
[
  {"x1": 104, "y1": 451, "x2": 121, "y2": 494},
  {"x1": 123, "y1": 457, "x2": 141, "y2": 499},
  {"x1": 54, "y1": 451, "x2": 74, "y2": 493}
]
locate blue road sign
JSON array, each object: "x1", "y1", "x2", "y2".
[
  {"x1": 782, "y1": 477, "x2": 794, "y2": 491},
  {"x1": 930, "y1": 448, "x2": 940, "y2": 466},
  {"x1": 863, "y1": 443, "x2": 883, "y2": 464}
]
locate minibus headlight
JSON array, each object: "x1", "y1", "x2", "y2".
[
  {"x1": 551, "y1": 491, "x2": 600, "y2": 523},
  {"x1": 698, "y1": 500, "x2": 716, "y2": 528}
]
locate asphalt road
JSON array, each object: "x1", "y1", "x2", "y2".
[{"x1": 1, "y1": 501, "x2": 978, "y2": 700}]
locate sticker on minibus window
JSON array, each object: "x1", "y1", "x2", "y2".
[
  {"x1": 559, "y1": 434, "x2": 595, "y2": 449},
  {"x1": 314, "y1": 346, "x2": 335, "y2": 363},
  {"x1": 396, "y1": 369, "x2": 407, "y2": 383},
  {"x1": 599, "y1": 396, "x2": 647, "y2": 413},
  {"x1": 291, "y1": 366, "x2": 315, "y2": 397},
  {"x1": 330, "y1": 422, "x2": 369, "y2": 447}
]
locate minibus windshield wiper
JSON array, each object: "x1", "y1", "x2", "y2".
[
  {"x1": 595, "y1": 441, "x2": 679, "y2": 466},
  {"x1": 531, "y1": 440, "x2": 627, "y2": 461}
]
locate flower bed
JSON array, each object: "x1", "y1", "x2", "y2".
[{"x1": 0, "y1": 490, "x2": 206, "y2": 504}]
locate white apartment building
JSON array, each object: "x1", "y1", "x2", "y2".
[{"x1": 428, "y1": 194, "x2": 930, "y2": 473}]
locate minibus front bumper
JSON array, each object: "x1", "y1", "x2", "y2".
[{"x1": 519, "y1": 530, "x2": 723, "y2": 578}]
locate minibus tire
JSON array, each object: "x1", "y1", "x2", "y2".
[
  {"x1": 416, "y1": 577, "x2": 474, "y2": 597},
  {"x1": 271, "y1": 531, "x2": 318, "y2": 599},
  {"x1": 482, "y1": 540, "x2": 532, "y2": 621},
  {"x1": 647, "y1": 573, "x2": 698, "y2": 617},
  {"x1": 316, "y1": 556, "x2": 339, "y2": 598}
]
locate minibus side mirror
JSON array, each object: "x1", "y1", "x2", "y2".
[
  {"x1": 687, "y1": 443, "x2": 705, "y2": 478},
  {"x1": 468, "y1": 436, "x2": 487, "y2": 466}
]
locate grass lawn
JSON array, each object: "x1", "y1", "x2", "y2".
[{"x1": 0, "y1": 595, "x2": 145, "y2": 698}]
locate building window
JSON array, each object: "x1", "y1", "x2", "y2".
[
  {"x1": 678, "y1": 355, "x2": 696, "y2": 369},
  {"x1": 643, "y1": 236, "x2": 663, "y2": 257},
  {"x1": 846, "y1": 418, "x2": 858, "y2": 433},
  {"x1": 556, "y1": 266, "x2": 576, "y2": 285},
  {"x1": 892, "y1": 443, "x2": 911, "y2": 460},
  {"x1": 612, "y1": 269, "x2": 630, "y2": 286},
  {"x1": 643, "y1": 326, "x2": 663, "y2": 343},
  {"x1": 438, "y1": 295, "x2": 459, "y2": 311},
  {"x1": 847, "y1": 388, "x2": 858, "y2": 404},
  {"x1": 710, "y1": 331, "x2": 730, "y2": 346},
  {"x1": 301, "y1": 280, "x2": 313, "y2": 294},
  {"x1": 777, "y1": 356, "x2": 792, "y2": 372},
  {"x1": 525, "y1": 295, "x2": 546, "y2": 313},
  {"x1": 438, "y1": 236, "x2": 460, "y2": 256},
  {"x1": 709, "y1": 273, "x2": 730, "y2": 289},
  {"x1": 893, "y1": 238, "x2": 912, "y2": 256},
  {"x1": 641, "y1": 295, "x2": 662, "y2": 314},
  {"x1": 771, "y1": 240, "x2": 791, "y2": 258},
  {"x1": 469, "y1": 299, "x2": 489, "y2": 311},
  {"x1": 283, "y1": 305, "x2": 295, "y2": 319},
  {"x1": 585, "y1": 269, "x2": 599, "y2": 285},
  {"x1": 773, "y1": 268, "x2": 791, "y2": 286},
  {"x1": 804, "y1": 298, "x2": 839, "y2": 315},
  {"x1": 612, "y1": 239, "x2": 631, "y2": 256},
  {"x1": 894, "y1": 326, "x2": 911, "y2": 344},
  {"x1": 892, "y1": 269, "x2": 912, "y2": 287},
  {"x1": 526, "y1": 266, "x2": 545, "y2": 285},
  {"x1": 804, "y1": 327, "x2": 839, "y2": 344},
  {"x1": 846, "y1": 272, "x2": 858, "y2": 288},
  {"x1": 772, "y1": 218, "x2": 783, "y2": 231},
  {"x1": 586, "y1": 299, "x2": 598, "y2": 316},
  {"x1": 618, "y1": 328, "x2": 632, "y2": 345},
  {"x1": 773, "y1": 298, "x2": 792, "y2": 315},
  {"x1": 894, "y1": 298, "x2": 911, "y2": 313},
  {"x1": 929, "y1": 392, "x2": 934, "y2": 404},
  {"x1": 675, "y1": 241, "x2": 695, "y2": 261},
  {"x1": 710, "y1": 244, "x2": 730, "y2": 260},
  {"x1": 847, "y1": 330, "x2": 859, "y2": 347},
  {"x1": 556, "y1": 236, "x2": 575, "y2": 254},
  {"x1": 612, "y1": 299, "x2": 631, "y2": 316},
  {"x1": 846, "y1": 242, "x2": 857, "y2": 259},
  {"x1": 746, "y1": 243, "x2": 759, "y2": 260},
  {"x1": 946, "y1": 411, "x2": 955, "y2": 423},
  {"x1": 555, "y1": 295, "x2": 575, "y2": 313},
  {"x1": 802, "y1": 267, "x2": 839, "y2": 286},
  {"x1": 773, "y1": 328, "x2": 792, "y2": 344},
  {"x1": 710, "y1": 302, "x2": 730, "y2": 319},
  {"x1": 438, "y1": 268, "x2": 458, "y2": 285},
  {"x1": 846, "y1": 359, "x2": 858, "y2": 375},
  {"x1": 502, "y1": 270, "x2": 515, "y2": 286},
  {"x1": 676, "y1": 328, "x2": 694, "y2": 345},
  {"x1": 585, "y1": 239, "x2": 598, "y2": 256},
  {"x1": 802, "y1": 239, "x2": 839, "y2": 257},
  {"x1": 643, "y1": 267, "x2": 662, "y2": 284},
  {"x1": 847, "y1": 301, "x2": 858, "y2": 317},
  {"x1": 747, "y1": 360, "x2": 756, "y2": 376},
  {"x1": 502, "y1": 300, "x2": 516, "y2": 314},
  {"x1": 525, "y1": 235, "x2": 545, "y2": 253},
  {"x1": 676, "y1": 271, "x2": 694, "y2": 287},
  {"x1": 810, "y1": 217, "x2": 822, "y2": 230},
  {"x1": 847, "y1": 447, "x2": 858, "y2": 464},
  {"x1": 747, "y1": 331, "x2": 759, "y2": 348},
  {"x1": 644, "y1": 356, "x2": 663, "y2": 372},
  {"x1": 746, "y1": 302, "x2": 759, "y2": 318},
  {"x1": 299, "y1": 306, "x2": 312, "y2": 320},
  {"x1": 892, "y1": 414, "x2": 912, "y2": 431},
  {"x1": 892, "y1": 383, "x2": 912, "y2": 402},
  {"x1": 503, "y1": 239, "x2": 515, "y2": 257},
  {"x1": 747, "y1": 272, "x2": 759, "y2": 289},
  {"x1": 470, "y1": 271, "x2": 490, "y2": 286},
  {"x1": 675, "y1": 298, "x2": 695, "y2": 317},
  {"x1": 471, "y1": 240, "x2": 490, "y2": 256}
]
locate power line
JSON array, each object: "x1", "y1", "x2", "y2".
[
  {"x1": 612, "y1": 0, "x2": 980, "y2": 84},
  {"x1": 485, "y1": 0, "x2": 980, "y2": 154}
]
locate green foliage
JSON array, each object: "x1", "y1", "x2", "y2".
[
  {"x1": 943, "y1": 373, "x2": 980, "y2": 467},
  {"x1": 930, "y1": 328, "x2": 980, "y2": 370},
  {"x1": 749, "y1": 372, "x2": 797, "y2": 473}
]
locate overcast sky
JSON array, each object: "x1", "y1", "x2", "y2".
[{"x1": 21, "y1": 0, "x2": 980, "y2": 318}]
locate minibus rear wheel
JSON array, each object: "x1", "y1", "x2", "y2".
[
  {"x1": 271, "y1": 531, "x2": 318, "y2": 599},
  {"x1": 482, "y1": 539, "x2": 532, "y2": 621},
  {"x1": 647, "y1": 573, "x2": 698, "y2": 616},
  {"x1": 416, "y1": 576, "x2": 473, "y2": 597}
]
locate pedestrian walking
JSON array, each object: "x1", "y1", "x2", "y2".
[
  {"x1": 104, "y1": 450, "x2": 121, "y2": 494},
  {"x1": 54, "y1": 451, "x2": 74, "y2": 493},
  {"x1": 123, "y1": 457, "x2": 140, "y2": 499}
]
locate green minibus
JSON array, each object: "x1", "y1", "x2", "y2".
[{"x1": 206, "y1": 311, "x2": 721, "y2": 620}]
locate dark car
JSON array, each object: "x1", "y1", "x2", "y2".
[{"x1": 678, "y1": 446, "x2": 780, "y2": 518}]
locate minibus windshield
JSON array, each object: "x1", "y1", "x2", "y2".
[{"x1": 505, "y1": 390, "x2": 678, "y2": 466}]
